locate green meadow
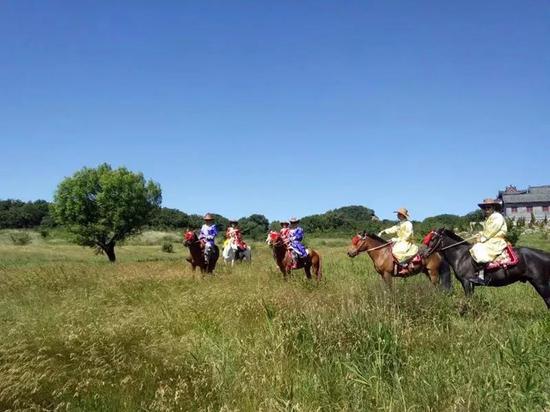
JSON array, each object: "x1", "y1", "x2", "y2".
[{"x1": 1, "y1": 230, "x2": 549, "y2": 411}]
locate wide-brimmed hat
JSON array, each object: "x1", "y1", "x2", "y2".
[
  {"x1": 280, "y1": 220, "x2": 289, "y2": 226},
  {"x1": 229, "y1": 219, "x2": 238, "y2": 224},
  {"x1": 289, "y1": 217, "x2": 300, "y2": 223},
  {"x1": 203, "y1": 213, "x2": 214, "y2": 221},
  {"x1": 394, "y1": 208, "x2": 410, "y2": 219},
  {"x1": 478, "y1": 198, "x2": 502, "y2": 210}
]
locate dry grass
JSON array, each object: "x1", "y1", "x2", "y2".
[{"x1": 0, "y1": 231, "x2": 549, "y2": 411}]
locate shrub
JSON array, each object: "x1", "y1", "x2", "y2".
[
  {"x1": 506, "y1": 219, "x2": 523, "y2": 246},
  {"x1": 10, "y1": 232, "x2": 32, "y2": 245},
  {"x1": 161, "y1": 242, "x2": 174, "y2": 253},
  {"x1": 39, "y1": 228, "x2": 50, "y2": 238}
]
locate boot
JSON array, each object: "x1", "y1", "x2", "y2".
[{"x1": 469, "y1": 260, "x2": 488, "y2": 285}]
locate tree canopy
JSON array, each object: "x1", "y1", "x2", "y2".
[
  {"x1": 52, "y1": 164, "x2": 161, "y2": 261},
  {"x1": 300, "y1": 206, "x2": 381, "y2": 235}
]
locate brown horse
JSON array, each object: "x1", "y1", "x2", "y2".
[
  {"x1": 184, "y1": 230, "x2": 219, "y2": 273},
  {"x1": 266, "y1": 231, "x2": 322, "y2": 280},
  {"x1": 347, "y1": 232, "x2": 451, "y2": 289}
]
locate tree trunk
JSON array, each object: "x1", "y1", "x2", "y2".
[{"x1": 102, "y1": 241, "x2": 116, "y2": 262}]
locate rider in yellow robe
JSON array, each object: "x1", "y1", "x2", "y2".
[
  {"x1": 469, "y1": 198, "x2": 508, "y2": 284},
  {"x1": 378, "y1": 207, "x2": 419, "y2": 263}
]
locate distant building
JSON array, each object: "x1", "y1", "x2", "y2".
[{"x1": 497, "y1": 185, "x2": 550, "y2": 221}]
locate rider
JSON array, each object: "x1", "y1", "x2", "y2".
[
  {"x1": 377, "y1": 207, "x2": 419, "y2": 272},
  {"x1": 280, "y1": 220, "x2": 290, "y2": 242},
  {"x1": 469, "y1": 198, "x2": 508, "y2": 284},
  {"x1": 199, "y1": 213, "x2": 218, "y2": 264},
  {"x1": 226, "y1": 219, "x2": 247, "y2": 251},
  {"x1": 288, "y1": 217, "x2": 307, "y2": 262}
]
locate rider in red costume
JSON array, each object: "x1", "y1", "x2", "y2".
[{"x1": 226, "y1": 220, "x2": 247, "y2": 250}]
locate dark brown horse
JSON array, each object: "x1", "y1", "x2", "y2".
[
  {"x1": 266, "y1": 231, "x2": 322, "y2": 280},
  {"x1": 184, "y1": 231, "x2": 219, "y2": 273},
  {"x1": 347, "y1": 233, "x2": 451, "y2": 289}
]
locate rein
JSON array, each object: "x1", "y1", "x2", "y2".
[
  {"x1": 436, "y1": 235, "x2": 477, "y2": 251},
  {"x1": 366, "y1": 242, "x2": 393, "y2": 252},
  {"x1": 356, "y1": 238, "x2": 393, "y2": 253}
]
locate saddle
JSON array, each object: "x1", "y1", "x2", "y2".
[
  {"x1": 485, "y1": 245, "x2": 520, "y2": 271},
  {"x1": 393, "y1": 254, "x2": 423, "y2": 276}
]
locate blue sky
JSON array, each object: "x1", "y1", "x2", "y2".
[{"x1": 1, "y1": 0, "x2": 548, "y2": 221}]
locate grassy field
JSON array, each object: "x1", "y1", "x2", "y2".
[{"x1": 1, "y1": 231, "x2": 549, "y2": 411}]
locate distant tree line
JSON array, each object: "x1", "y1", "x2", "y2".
[
  {"x1": 0, "y1": 200, "x2": 51, "y2": 229},
  {"x1": 150, "y1": 208, "x2": 269, "y2": 240},
  {"x1": 0, "y1": 198, "x2": 485, "y2": 239}
]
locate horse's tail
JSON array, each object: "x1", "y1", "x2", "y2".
[
  {"x1": 314, "y1": 250, "x2": 323, "y2": 280},
  {"x1": 438, "y1": 259, "x2": 452, "y2": 291}
]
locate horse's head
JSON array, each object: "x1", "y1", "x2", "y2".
[
  {"x1": 266, "y1": 231, "x2": 281, "y2": 246},
  {"x1": 347, "y1": 232, "x2": 368, "y2": 257},
  {"x1": 183, "y1": 230, "x2": 198, "y2": 247},
  {"x1": 422, "y1": 228, "x2": 454, "y2": 255},
  {"x1": 348, "y1": 232, "x2": 392, "y2": 257}
]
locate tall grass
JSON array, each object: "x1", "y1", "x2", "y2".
[{"x1": 0, "y1": 231, "x2": 549, "y2": 410}]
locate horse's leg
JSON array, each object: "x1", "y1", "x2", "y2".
[
  {"x1": 438, "y1": 260, "x2": 452, "y2": 292},
  {"x1": 278, "y1": 262, "x2": 288, "y2": 279},
  {"x1": 459, "y1": 277, "x2": 474, "y2": 296},
  {"x1": 304, "y1": 264, "x2": 312, "y2": 279},
  {"x1": 382, "y1": 271, "x2": 393, "y2": 289},
  {"x1": 313, "y1": 255, "x2": 322, "y2": 281},
  {"x1": 424, "y1": 267, "x2": 439, "y2": 287},
  {"x1": 527, "y1": 277, "x2": 550, "y2": 309}
]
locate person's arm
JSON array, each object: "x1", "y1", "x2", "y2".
[
  {"x1": 199, "y1": 225, "x2": 206, "y2": 240},
  {"x1": 293, "y1": 228, "x2": 304, "y2": 241},
  {"x1": 481, "y1": 214, "x2": 504, "y2": 241},
  {"x1": 206, "y1": 225, "x2": 217, "y2": 240},
  {"x1": 379, "y1": 224, "x2": 398, "y2": 237}
]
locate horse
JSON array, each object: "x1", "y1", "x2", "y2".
[
  {"x1": 266, "y1": 231, "x2": 322, "y2": 280},
  {"x1": 222, "y1": 239, "x2": 252, "y2": 266},
  {"x1": 347, "y1": 232, "x2": 451, "y2": 290},
  {"x1": 183, "y1": 230, "x2": 219, "y2": 273},
  {"x1": 425, "y1": 228, "x2": 550, "y2": 308}
]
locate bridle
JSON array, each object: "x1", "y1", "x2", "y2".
[{"x1": 424, "y1": 229, "x2": 475, "y2": 256}]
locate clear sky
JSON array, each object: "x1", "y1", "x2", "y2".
[{"x1": 1, "y1": 1, "x2": 549, "y2": 221}]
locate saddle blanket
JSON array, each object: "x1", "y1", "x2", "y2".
[{"x1": 486, "y1": 245, "x2": 519, "y2": 271}]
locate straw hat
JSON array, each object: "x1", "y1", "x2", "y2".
[
  {"x1": 280, "y1": 220, "x2": 289, "y2": 226},
  {"x1": 478, "y1": 198, "x2": 502, "y2": 210},
  {"x1": 203, "y1": 213, "x2": 214, "y2": 221},
  {"x1": 289, "y1": 217, "x2": 300, "y2": 223},
  {"x1": 394, "y1": 208, "x2": 410, "y2": 219}
]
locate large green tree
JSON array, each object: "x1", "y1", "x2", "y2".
[{"x1": 52, "y1": 164, "x2": 161, "y2": 262}]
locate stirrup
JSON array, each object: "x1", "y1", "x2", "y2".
[
  {"x1": 469, "y1": 269, "x2": 487, "y2": 285},
  {"x1": 469, "y1": 276, "x2": 487, "y2": 285}
]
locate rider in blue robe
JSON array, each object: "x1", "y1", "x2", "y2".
[
  {"x1": 199, "y1": 214, "x2": 218, "y2": 262},
  {"x1": 289, "y1": 217, "x2": 307, "y2": 258}
]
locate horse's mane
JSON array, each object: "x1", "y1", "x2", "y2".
[
  {"x1": 365, "y1": 232, "x2": 388, "y2": 244},
  {"x1": 440, "y1": 228, "x2": 465, "y2": 242}
]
